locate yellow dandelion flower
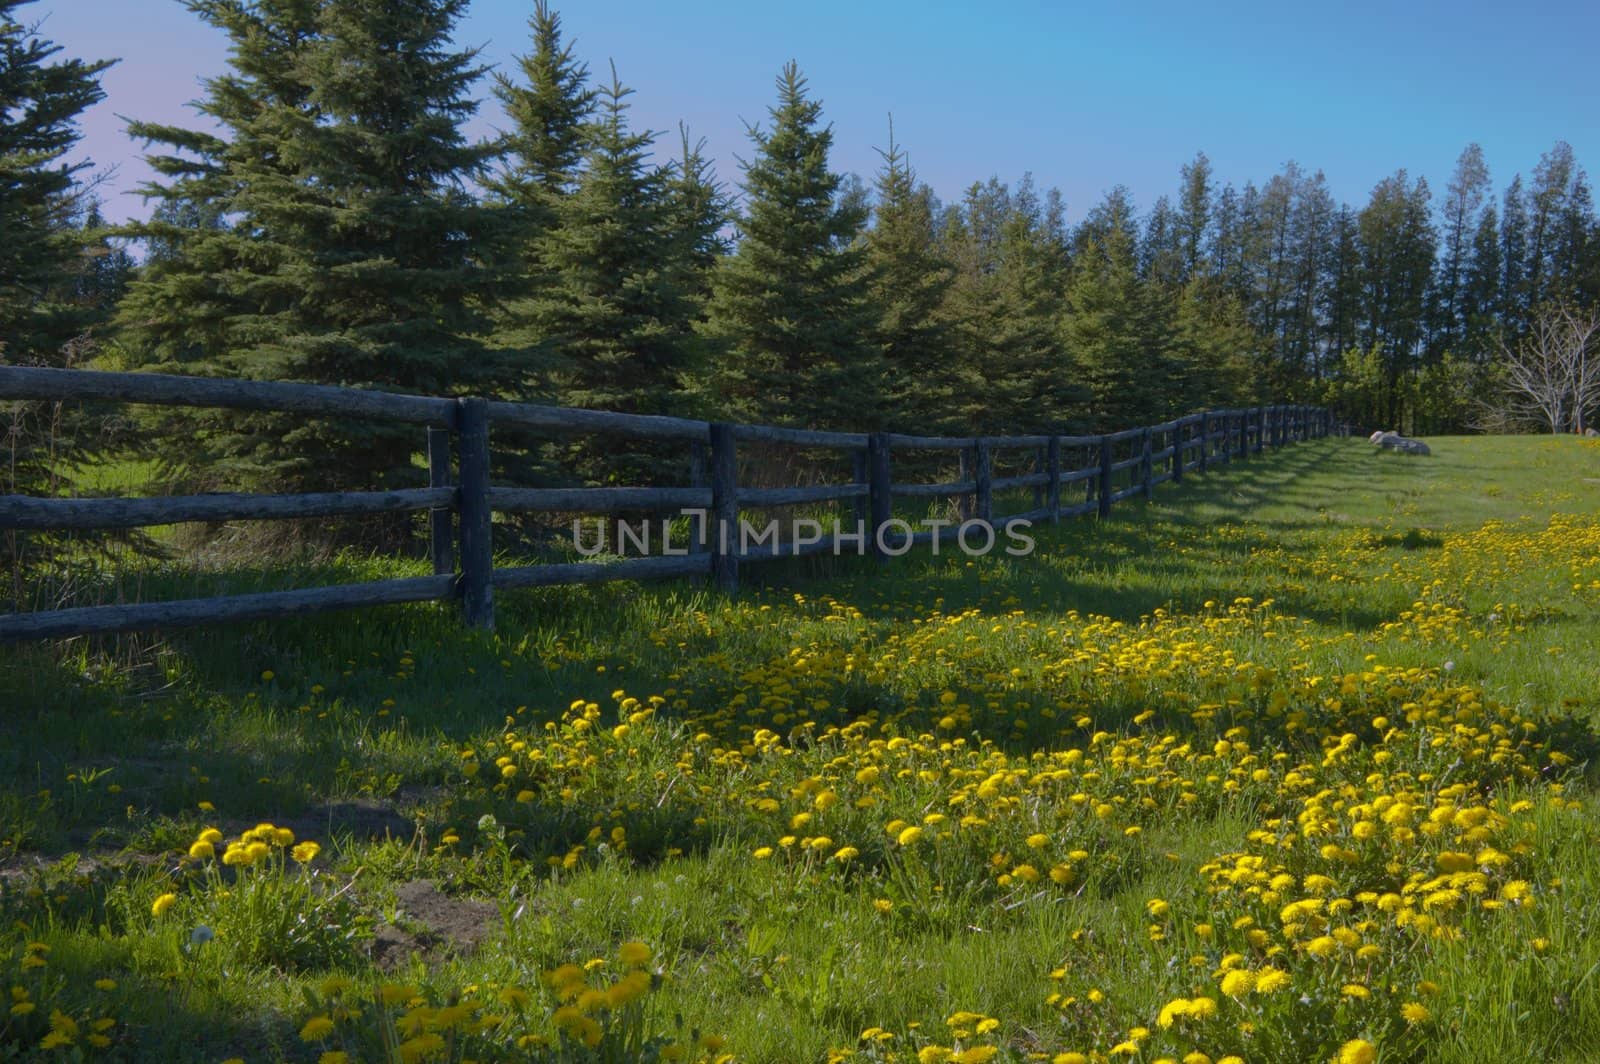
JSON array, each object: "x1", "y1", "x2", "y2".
[
  {"x1": 300, "y1": 1015, "x2": 335, "y2": 1041},
  {"x1": 1337, "y1": 1040, "x2": 1376, "y2": 1064}
]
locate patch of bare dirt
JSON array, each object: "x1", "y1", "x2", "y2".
[{"x1": 368, "y1": 878, "x2": 499, "y2": 972}]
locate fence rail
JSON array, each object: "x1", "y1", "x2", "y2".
[{"x1": 0, "y1": 365, "x2": 1333, "y2": 640}]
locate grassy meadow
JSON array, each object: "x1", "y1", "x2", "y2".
[{"x1": 3, "y1": 435, "x2": 1600, "y2": 1063}]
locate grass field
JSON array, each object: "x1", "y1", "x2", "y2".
[{"x1": 3, "y1": 435, "x2": 1599, "y2": 1063}]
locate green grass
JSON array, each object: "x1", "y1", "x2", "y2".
[{"x1": 3, "y1": 435, "x2": 1599, "y2": 1063}]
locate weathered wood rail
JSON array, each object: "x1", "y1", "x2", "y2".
[{"x1": 0, "y1": 366, "x2": 1331, "y2": 640}]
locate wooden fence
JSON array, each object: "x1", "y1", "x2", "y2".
[{"x1": 0, "y1": 366, "x2": 1332, "y2": 640}]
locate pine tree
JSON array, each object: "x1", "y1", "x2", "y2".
[
  {"x1": 1356, "y1": 171, "x2": 1437, "y2": 427},
  {"x1": 664, "y1": 125, "x2": 732, "y2": 310},
  {"x1": 1176, "y1": 152, "x2": 1214, "y2": 282},
  {"x1": 700, "y1": 63, "x2": 876, "y2": 428},
  {"x1": 1500, "y1": 175, "x2": 1530, "y2": 330},
  {"x1": 864, "y1": 121, "x2": 957, "y2": 432},
  {"x1": 486, "y1": 0, "x2": 595, "y2": 214},
  {"x1": 0, "y1": 0, "x2": 114, "y2": 366},
  {"x1": 1433, "y1": 144, "x2": 1491, "y2": 356},
  {"x1": 0, "y1": 0, "x2": 116, "y2": 598},
  {"x1": 117, "y1": 0, "x2": 505, "y2": 498},
  {"x1": 535, "y1": 69, "x2": 696, "y2": 420},
  {"x1": 1065, "y1": 191, "x2": 1173, "y2": 428},
  {"x1": 1461, "y1": 203, "x2": 1502, "y2": 361},
  {"x1": 1141, "y1": 195, "x2": 1185, "y2": 290}
]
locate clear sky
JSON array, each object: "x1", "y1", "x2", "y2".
[{"x1": 36, "y1": 0, "x2": 1600, "y2": 226}]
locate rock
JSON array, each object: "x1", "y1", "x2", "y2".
[
  {"x1": 1377, "y1": 434, "x2": 1430, "y2": 456},
  {"x1": 1369, "y1": 430, "x2": 1389, "y2": 444},
  {"x1": 1586, "y1": 428, "x2": 1598, "y2": 437}
]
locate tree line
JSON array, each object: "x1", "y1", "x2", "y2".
[{"x1": 4, "y1": 0, "x2": 1598, "y2": 504}]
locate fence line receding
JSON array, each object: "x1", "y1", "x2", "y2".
[{"x1": 0, "y1": 365, "x2": 1334, "y2": 641}]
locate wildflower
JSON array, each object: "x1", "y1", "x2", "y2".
[
  {"x1": 291, "y1": 841, "x2": 321, "y2": 863},
  {"x1": 1254, "y1": 969, "x2": 1291, "y2": 994},
  {"x1": 952, "y1": 1048, "x2": 998, "y2": 1064},
  {"x1": 300, "y1": 1015, "x2": 336, "y2": 1041},
  {"x1": 897, "y1": 825, "x2": 925, "y2": 846},
  {"x1": 151, "y1": 893, "x2": 178, "y2": 918},
  {"x1": 1220, "y1": 969, "x2": 1255, "y2": 997},
  {"x1": 1337, "y1": 1040, "x2": 1376, "y2": 1064}
]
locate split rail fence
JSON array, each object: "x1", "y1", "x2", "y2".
[{"x1": 0, "y1": 366, "x2": 1332, "y2": 640}]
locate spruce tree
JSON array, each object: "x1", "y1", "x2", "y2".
[
  {"x1": 864, "y1": 122, "x2": 957, "y2": 432},
  {"x1": 665, "y1": 125, "x2": 733, "y2": 309},
  {"x1": 700, "y1": 63, "x2": 876, "y2": 428},
  {"x1": 535, "y1": 69, "x2": 696, "y2": 419},
  {"x1": 487, "y1": 0, "x2": 595, "y2": 212},
  {"x1": 0, "y1": 0, "x2": 114, "y2": 366},
  {"x1": 1461, "y1": 204, "x2": 1502, "y2": 361},
  {"x1": 1064, "y1": 192, "x2": 1174, "y2": 428},
  {"x1": 1176, "y1": 152, "x2": 1214, "y2": 282},
  {"x1": 117, "y1": 0, "x2": 505, "y2": 496},
  {"x1": 0, "y1": 0, "x2": 115, "y2": 597},
  {"x1": 1434, "y1": 144, "x2": 1491, "y2": 355}
]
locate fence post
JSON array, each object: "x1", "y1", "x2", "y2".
[
  {"x1": 1097, "y1": 434, "x2": 1114, "y2": 518},
  {"x1": 1221, "y1": 412, "x2": 1232, "y2": 464},
  {"x1": 1046, "y1": 435, "x2": 1061, "y2": 523},
  {"x1": 455, "y1": 397, "x2": 494, "y2": 630},
  {"x1": 1033, "y1": 446, "x2": 1046, "y2": 511},
  {"x1": 1253, "y1": 407, "x2": 1264, "y2": 453},
  {"x1": 973, "y1": 438, "x2": 993, "y2": 523},
  {"x1": 1198, "y1": 413, "x2": 1210, "y2": 473},
  {"x1": 426, "y1": 426, "x2": 453, "y2": 577},
  {"x1": 688, "y1": 439, "x2": 709, "y2": 553},
  {"x1": 852, "y1": 446, "x2": 869, "y2": 534},
  {"x1": 1172, "y1": 421, "x2": 1184, "y2": 484},
  {"x1": 1140, "y1": 427, "x2": 1153, "y2": 500},
  {"x1": 867, "y1": 431, "x2": 892, "y2": 559},
  {"x1": 709, "y1": 423, "x2": 739, "y2": 592}
]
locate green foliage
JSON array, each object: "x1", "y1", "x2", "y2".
[
  {"x1": 700, "y1": 63, "x2": 878, "y2": 428},
  {"x1": 864, "y1": 124, "x2": 957, "y2": 434},
  {"x1": 116, "y1": 0, "x2": 508, "y2": 496}
]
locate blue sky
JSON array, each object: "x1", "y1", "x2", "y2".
[{"x1": 39, "y1": 0, "x2": 1600, "y2": 226}]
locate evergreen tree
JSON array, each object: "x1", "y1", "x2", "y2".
[
  {"x1": 1141, "y1": 195, "x2": 1184, "y2": 290},
  {"x1": 664, "y1": 125, "x2": 732, "y2": 309},
  {"x1": 1065, "y1": 192, "x2": 1173, "y2": 428},
  {"x1": 1500, "y1": 175, "x2": 1530, "y2": 330},
  {"x1": 1461, "y1": 203, "x2": 1502, "y2": 360},
  {"x1": 1433, "y1": 144, "x2": 1491, "y2": 355},
  {"x1": 117, "y1": 0, "x2": 505, "y2": 497},
  {"x1": 534, "y1": 69, "x2": 696, "y2": 420},
  {"x1": 1356, "y1": 171, "x2": 1437, "y2": 426},
  {"x1": 486, "y1": 0, "x2": 595, "y2": 213},
  {"x1": 700, "y1": 63, "x2": 876, "y2": 428},
  {"x1": 1176, "y1": 151, "x2": 1214, "y2": 282},
  {"x1": 0, "y1": 0, "x2": 115, "y2": 596},
  {"x1": 1322, "y1": 205, "x2": 1363, "y2": 359},
  {"x1": 483, "y1": 0, "x2": 597, "y2": 404},
  {"x1": 1169, "y1": 275, "x2": 1254, "y2": 409},
  {"x1": 0, "y1": 0, "x2": 114, "y2": 366},
  {"x1": 864, "y1": 121, "x2": 957, "y2": 432}
]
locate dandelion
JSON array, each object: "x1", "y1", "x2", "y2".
[
  {"x1": 151, "y1": 893, "x2": 178, "y2": 918},
  {"x1": 300, "y1": 1015, "x2": 335, "y2": 1041},
  {"x1": 291, "y1": 841, "x2": 321, "y2": 863},
  {"x1": 618, "y1": 941, "x2": 652, "y2": 966},
  {"x1": 1337, "y1": 1040, "x2": 1376, "y2": 1064}
]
